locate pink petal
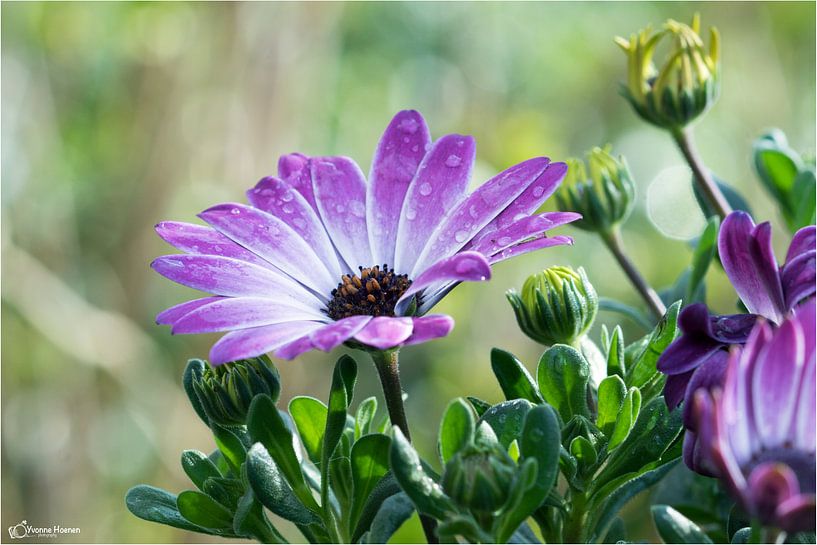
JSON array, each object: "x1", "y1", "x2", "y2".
[
  {"x1": 395, "y1": 251, "x2": 491, "y2": 315},
  {"x1": 171, "y1": 297, "x2": 328, "y2": 334},
  {"x1": 404, "y1": 315, "x2": 455, "y2": 346},
  {"x1": 156, "y1": 297, "x2": 224, "y2": 325},
  {"x1": 353, "y1": 316, "x2": 414, "y2": 350},
  {"x1": 310, "y1": 315, "x2": 372, "y2": 352},
  {"x1": 209, "y1": 320, "x2": 323, "y2": 365}
]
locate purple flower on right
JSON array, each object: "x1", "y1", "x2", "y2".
[
  {"x1": 658, "y1": 211, "x2": 815, "y2": 474},
  {"x1": 693, "y1": 300, "x2": 816, "y2": 534}
]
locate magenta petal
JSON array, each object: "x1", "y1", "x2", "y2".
[
  {"x1": 488, "y1": 235, "x2": 573, "y2": 265},
  {"x1": 404, "y1": 315, "x2": 455, "y2": 346},
  {"x1": 718, "y1": 212, "x2": 786, "y2": 322},
  {"x1": 156, "y1": 297, "x2": 224, "y2": 325},
  {"x1": 151, "y1": 254, "x2": 323, "y2": 304},
  {"x1": 394, "y1": 134, "x2": 476, "y2": 274},
  {"x1": 311, "y1": 156, "x2": 373, "y2": 272},
  {"x1": 275, "y1": 334, "x2": 318, "y2": 361},
  {"x1": 782, "y1": 250, "x2": 816, "y2": 310},
  {"x1": 199, "y1": 203, "x2": 337, "y2": 293},
  {"x1": 395, "y1": 251, "x2": 491, "y2": 315},
  {"x1": 785, "y1": 225, "x2": 816, "y2": 265},
  {"x1": 747, "y1": 463, "x2": 800, "y2": 522},
  {"x1": 155, "y1": 222, "x2": 272, "y2": 269},
  {"x1": 664, "y1": 369, "x2": 695, "y2": 409},
  {"x1": 775, "y1": 495, "x2": 817, "y2": 534},
  {"x1": 472, "y1": 161, "x2": 569, "y2": 241},
  {"x1": 310, "y1": 315, "x2": 372, "y2": 352},
  {"x1": 367, "y1": 110, "x2": 431, "y2": 266},
  {"x1": 682, "y1": 351, "x2": 729, "y2": 430},
  {"x1": 171, "y1": 297, "x2": 328, "y2": 335},
  {"x1": 278, "y1": 153, "x2": 317, "y2": 211},
  {"x1": 247, "y1": 176, "x2": 342, "y2": 279},
  {"x1": 411, "y1": 157, "x2": 552, "y2": 276},
  {"x1": 209, "y1": 320, "x2": 322, "y2": 365},
  {"x1": 470, "y1": 212, "x2": 581, "y2": 256},
  {"x1": 353, "y1": 316, "x2": 414, "y2": 350}
]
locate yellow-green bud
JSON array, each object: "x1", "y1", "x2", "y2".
[
  {"x1": 616, "y1": 13, "x2": 720, "y2": 129},
  {"x1": 441, "y1": 442, "x2": 516, "y2": 513},
  {"x1": 507, "y1": 266, "x2": 598, "y2": 346},
  {"x1": 192, "y1": 356, "x2": 281, "y2": 427},
  {"x1": 555, "y1": 146, "x2": 635, "y2": 234}
]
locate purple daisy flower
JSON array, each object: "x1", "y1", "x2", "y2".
[
  {"x1": 152, "y1": 110, "x2": 576, "y2": 364},
  {"x1": 693, "y1": 300, "x2": 816, "y2": 533},
  {"x1": 658, "y1": 212, "x2": 815, "y2": 473}
]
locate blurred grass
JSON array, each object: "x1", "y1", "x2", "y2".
[{"x1": 2, "y1": 2, "x2": 814, "y2": 543}]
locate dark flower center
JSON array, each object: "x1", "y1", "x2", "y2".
[{"x1": 326, "y1": 264, "x2": 412, "y2": 320}]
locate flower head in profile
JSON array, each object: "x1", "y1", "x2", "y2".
[
  {"x1": 152, "y1": 110, "x2": 576, "y2": 364},
  {"x1": 693, "y1": 301, "x2": 816, "y2": 533},
  {"x1": 658, "y1": 211, "x2": 815, "y2": 472}
]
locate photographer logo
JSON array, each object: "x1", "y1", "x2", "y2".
[{"x1": 7, "y1": 520, "x2": 80, "y2": 539}]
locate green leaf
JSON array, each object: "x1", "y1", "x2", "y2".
[
  {"x1": 211, "y1": 424, "x2": 247, "y2": 474},
  {"x1": 389, "y1": 428, "x2": 456, "y2": 520},
  {"x1": 792, "y1": 169, "x2": 817, "y2": 230},
  {"x1": 350, "y1": 434, "x2": 392, "y2": 528},
  {"x1": 125, "y1": 485, "x2": 224, "y2": 535},
  {"x1": 181, "y1": 450, "x2": 222, "y2": 491},
  {"x1": 183, "y1": 359, "x2": 210, "y2": 426},
  {"x1": 626, "y1": 301, "x2": 680, "y2": 396},
  {"x1": 355, "y1": 397, "x2": 378, "y2": 439},
  {"x1": 570, "y1": 436, "x2": 597, "y2": 470},
  {"x1": 202, "y1": 477, "x2": 244, "y2": 511},
  {"x1": 604, "y1": 326, "x2": 627, "y2": 378},
  {"x1": 537, "y1": 344, "x2": 591, "y2": 421},
  {"x1": 438, "y1": 398, "x2": 476, "y2": 463},
  {"x1": 686, "y1": 217, "x2": 719, "y2": 305},
  {"x1": 324, "y1": 355, "x2": 358, "y2": 465},
  {"x1": 177, "y1": 490, "x2": 234, "y2": 530},
  {"x1": 289, "y1": 396, "x2": 328, "y2": 464},
  {"x1": 362, "y1": 492, "x2": 415, "y2": 544},
  {"x1": 477, "y1": 399, "x2": 533, "y2": 450},
  {"x1": 608, "y1": 387, "x2": 641, "y2": 450},
  {"x1": 466, "y1": 396, "x2": 492, "y2": 417},
  {"x1": 246, "y1": 443, "x2": 320, "y2": 525},
  {"x1": 233, "y1": 486, "x2": 286, "y2": 543},
  {"x1": 731, "y1": 528, "x2": 751, "y2": 544},
  {"x1": 652, "y1": 504, "x2": 714, "y2": 544},
  {"x1": 247, "y1": 395, "x2": 319, "y2": 511},
  {"x1": 350, "y1": 473, "x2": 402, "y2": 543},
  {"x1": 490, "y1": 348, "x2": 544, "y2": 403},
  {"x1": 596, "y1": 375, "x2": 627, "y2": 438}
]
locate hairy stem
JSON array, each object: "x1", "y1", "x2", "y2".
[
  {"x1": 601, "y1": 229, "x2": 667, "y2": 320},
  {"x1": 672, "y1": 127, "x2": 732, "y2": 220},
  {"x1": 370, "y1": 350, "x2": 438, "y2": 544},
  {"x1": 563, "y1": 490, "x2": 588, "y2": 544}
]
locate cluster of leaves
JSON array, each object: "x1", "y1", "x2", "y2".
[{"x1": 127, "y1": 356, "x2": 407, "y2": 544}]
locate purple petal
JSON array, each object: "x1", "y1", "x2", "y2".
[
  {"x1": 753, "y1": 317, "x2": 805, "y2": 448},
  {"x1": 411, "y1": 157, "x2": 552, "y2": 276},
  {"x1": 247, "y1": 176, "x2": 342, "y2": 279},
  {"x1": 394, "y1": 134, "x2": 476, "y2": 274},
  {"x1": 155, "y1": 221, "x2": 272, "y2": 269},
  {"x1": 471, "y1": 161, "x2": 569, "y2": 242},
  {"x1": 794, "y1": 342, "x2": 815, "y2": 451},
  {"x1": 151, "y1": 254, "x2": 323, "y2": 305},
  {"x1": 156, "y1": 297, "x2": 224, "y2": 325},
  {"x1": 278, "y1": 153, "x2": 317, "y2": 211},
  {"x1": 657, "y1": 304, "x2": 729, "y2": 375},
  {"x1": 469, "y1": 212, "x2": 580, "y2": 256},
  {"x1": 682, "y1": 431, "x2": 719, "y2": 477},
  {"x1": 199, "y1": 203, "x2": 336, "y2": 294},
  {"x1": 395, "y1": 251, "x2": 491, "y2": 316},
  {"x1": 782, "y1": 250, "x2": 816, "y2": 310},
  {"x1": 367, "y1": 110, "x2": 431, "y2": 266},
  {"x1": 785, "y1": 225, "x2": 816, "y2": 265},
  {"x1": 275, "y1": 333, "x2": 319, "y2": 361},
  {"x1": 310, "y1": 315, "x2": 372, "y2": 352},
  {"x1": 311, "y1": 157, "x2": 373, "y2": 272},
  {"x1": 664, "y1": 369, "x2": 695, "y2": 409},
  {"x1": 171, "y1": 297, "x2": 328, "y2": 334},
  {"x1": 709, "y1": 313, "x2": 759, "y2": 344},
  {"x1": 682, "y1": 351, "x2": 729, "y2": 430},
  {"x1": 403, "y1": 315, "x2": 455, "y2": 346},
  {"x1": 488, "y1": 235, "x2": 573, "y2": 265},
  {"x1": 353, "y1": 316, "x2": 414, "y2": 350},
  {"x1": 775, "y1": 495, "x2": 817, "y2": 534},
  {"x1": 718, "y1": 211, "x2": 786, "y2": 322},
  {"x1": 747, "y1": 463, "x2": 799, "y2": 523},
  {"x1": 209, "y1": 320, "x2": 323, "y2": 365}
]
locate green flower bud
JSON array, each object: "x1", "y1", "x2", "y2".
[
  {"x1": 192, "y1": 356, "x2": 281, "y2": 427},
  {"x1": 616, "y1": 13, "x2": 720, "y2": 129},
  {"x1": 441, "y1": 442, "x2": 517, "y2": 513},
  {"x1": 507, "y1": 266, "x2": 598, "y2": 347},
  {"x1": 555, "y1": 146, "x2": 635, "y2": 234}
]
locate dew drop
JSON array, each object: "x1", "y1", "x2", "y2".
[
  {"x1": 403, "y1": 136, "x2": 410, "y2": 144},
  {"x1": 469, "y1": 205, "x2": 479, "y2": 219},
  {"x1": 336, "y1": 204, "x2": 345, "y2": 213},
  {"x1": 230, "y1": 207, "x2": 241, "y2": 215},
  {"x1": 293, "y1": 218, "x2": 307, "y2": 229},
  {"x1": 282, "y1": 204, "x2": 294, "y2": 214},
  {"x1": 445, "y1": 155, "x2": 462, "y2": 168},
  {"x1": 281, "y1": 191, "x2": 294, "y2": 202},
  {"x1": 419, "y1": 182, "x2": 432, "y2": 196},
  {"x1": 349, "y1": 200, "x2": 366, "y2": 218},
  {"x1": 399, "y1": 117, "x2": 419, "y2": 134},
  {"x1": 411, "y1": 145, "x2": 419, "y2": 152},
  {"x1": 532, "y1": 185, "x2": 545, "y2": 197},
  {"x1": 406, "y1": 208, "x2": 417, "y2": 220},
  {"x1": 454, "y1": 230, "x2": 469, "y2": 243},
  {"x1": 498, "y1": 236, "x2": 513, "y2": 246}
]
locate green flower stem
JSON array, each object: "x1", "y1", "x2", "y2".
[
  {"x1": 671, "y1": 126, "x2": 732, "y2": 220},
  {"x1": 563, "y1": 490, "x2": 588, "y2": 544},
  {"x1": 370, "y1": 349, "x2": 439, "y2": 544},
  {"x1": 749, "y1": 518, "x2": 763, "y2": 544},
  {"x1": 601, "y1": 228, "x2": 667, "y2": 320}
]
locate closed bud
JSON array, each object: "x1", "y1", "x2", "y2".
[
  {"x1": 192, "y1": 356, "x2": 281, "y2": 427},
  {"x1": 507, "y1": 266, "x2": 598, "y2": 347},
  {"x1": 441, "y1": 442, "x2": 517, "y2": 513},
  {"x1": 616, "y1": 13, "x2": 720, "y2": 129},
  {"x1": 555, "y1": 146, "x2": 635, "y2": 233}
]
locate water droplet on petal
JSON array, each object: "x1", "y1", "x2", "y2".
[
  {"x1": 293, "y1": 218, "x2": 307, "y2": 229},
  {"x1": 469, "y1": 205, "x2": 479, "y2": 219},
  {"x1": 350, "y1": 200, "x2": 366, "y2": 218},
  {"x1": 399, "y1": 117, "x2": 419, "y2": 134},
  {"x1": 445, "y1": 155, "x2": 462, "y2": 168},
  {"x1": 532, "y1": 185, "x2": 545, "y2": 197},
  {"x1": 281, "y1": 191, "x2": 294, "y2": 202},
  {"x1": 230, "y1": 207, "x2": 241, "y2": 215},
  {"x1": 454, "y1": 230, "x2": 469, "y2": 243},
  {"x1": 419, "y1": 182, "x2": 432, "y2": 196},
  {"x1": 498, "y1": 236, "x2": 512, "y2": 246},
  {"x1": 406, "y1": 208, "x2": 417, "y2": 220},
  {"x1": 336, "y1": 204, "x2": 345, "y2": 213},
  {"x1": 282, "y1": 204, "x2": 294, "y2": 214},
  {"x1": 411, "y1": 145, "x2": 419, "y2": 152}
]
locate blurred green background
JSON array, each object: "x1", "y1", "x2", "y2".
[{"x1": 2, "y1": 2, "x2": 814, "y2": 543}]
